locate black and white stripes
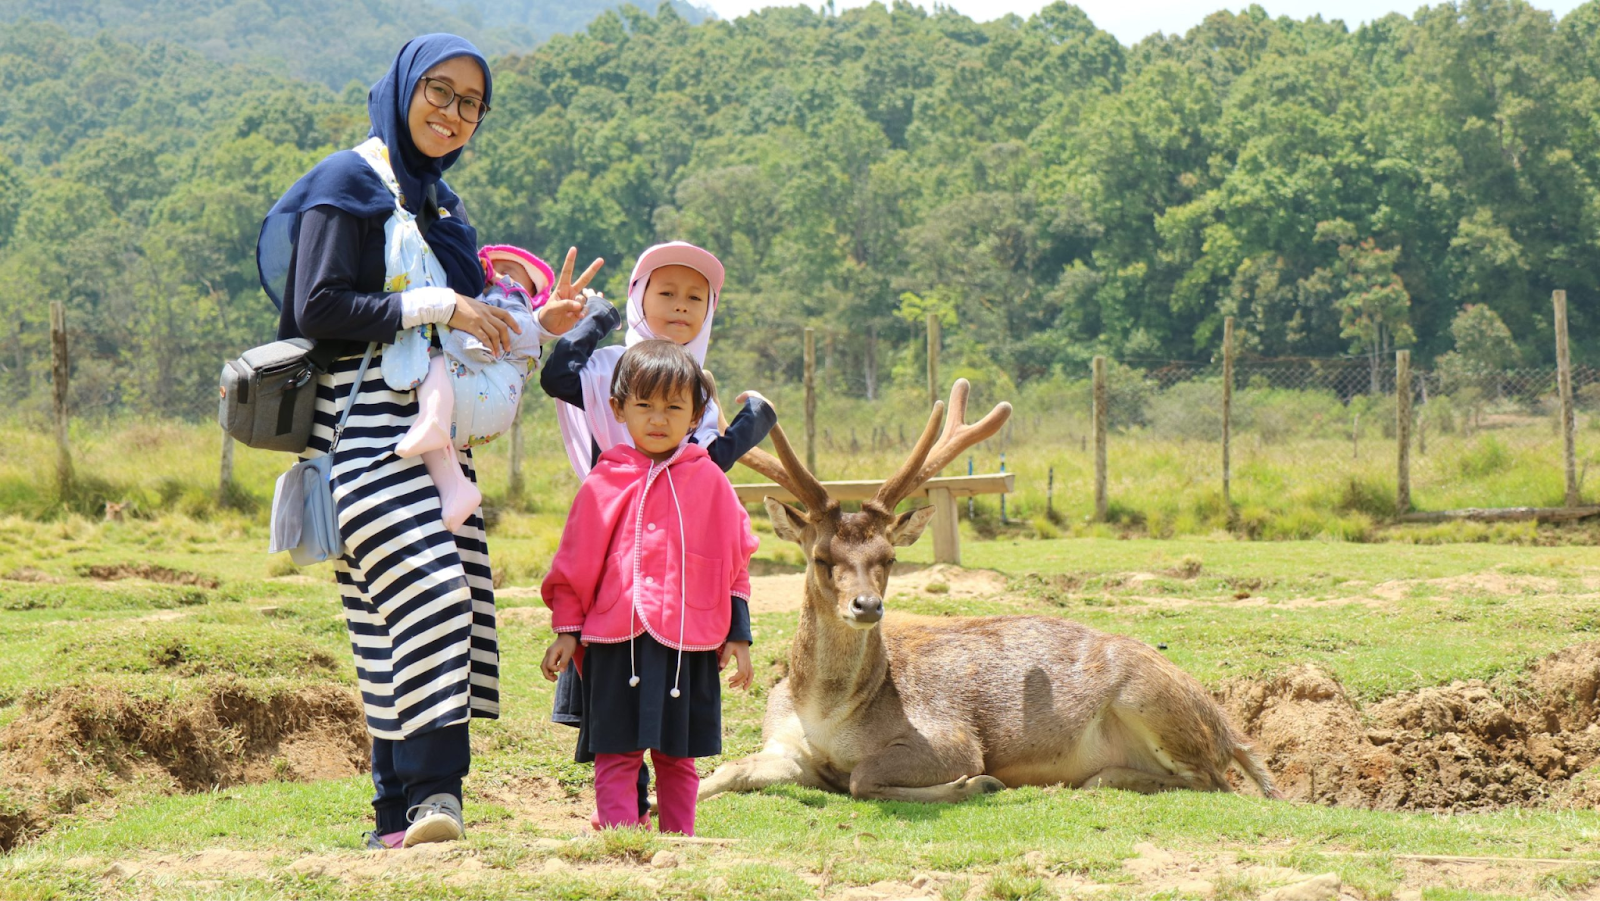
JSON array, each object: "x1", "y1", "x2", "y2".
[{"x1": 305, "y1": 349, "x2": 499, "y2": 740}]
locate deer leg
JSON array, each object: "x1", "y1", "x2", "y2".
[
  {"x1": 847, "y1": 739, "x2": 1003, "y2": 804},
  {"x1": 1080, "y1": 766, "x2": 1202, "y2": 794},
  {"x1": 698, "y1": 752, "x2": 817, "y2": 801}
]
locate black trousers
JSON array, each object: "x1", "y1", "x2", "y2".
[
  {"x1": 371, "y1": 722, "x2": 470, "y2": 834},
  {"x1": 555, "y1": 661, "x2": 650, "y2": 816}
]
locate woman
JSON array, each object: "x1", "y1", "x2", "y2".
[{"x1": 255, "y1": 34, "x2": 519, "y2": 850}]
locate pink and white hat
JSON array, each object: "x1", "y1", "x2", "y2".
[
  {"x1": 627, "y1": 241, "x2": 725, "y2": 300},
  {"x1": 479, "y1": 244, "x2": 554, "y2": 303}
]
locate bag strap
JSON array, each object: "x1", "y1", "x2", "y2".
[{"x1": 329, "y1": 342, "x2": 378, "y2": 454}]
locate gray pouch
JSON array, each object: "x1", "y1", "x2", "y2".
[
  {"x1": 219, "y1": 339, "x2": 329, "y2": 453},
  {"x1": 268, "y1": 344, "x2": 375, "y2": 565}
]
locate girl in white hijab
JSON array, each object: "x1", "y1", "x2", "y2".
[{"x1": 546, "y1": 241, "x2": 775, "y2": 478}]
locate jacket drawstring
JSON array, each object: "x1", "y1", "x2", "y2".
[
  {"x1": 628, "y1": 453, "x2": 689, "y2": 696},
  {"x1": 666, "y1": 466, "x2": 687, "y2": 699}
]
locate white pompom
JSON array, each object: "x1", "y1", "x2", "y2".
[
  {"x1": 629, "y1": 675, "x2": 640, "y2": 687},
  {"x1": 670, "y1": 687, "x2": 681, "y2": 699}
]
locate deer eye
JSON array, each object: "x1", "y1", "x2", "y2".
[{"x1": 812, "y1": 559, "x2": 833, "y2": 576}]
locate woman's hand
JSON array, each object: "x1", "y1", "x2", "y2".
[
  {"x1": 541, "y1": 634, "x2": 578, "y2": 682},
  {"x1": 448, "y1": 293, "x2": 522, "y2": 356},
  {"x1": 720, "y1": 641, "x2": 753, "y2": 691}
]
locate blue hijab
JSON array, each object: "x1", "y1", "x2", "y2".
[{"x1": 256, "y1": 34, "x2": 491, "y2": 309}]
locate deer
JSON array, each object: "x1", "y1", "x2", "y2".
[{"x1": 699, "y1": 379, "x2": 1279, "y2": 804}]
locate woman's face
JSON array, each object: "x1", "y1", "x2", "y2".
[{"x1": 408, "y1": 56, "x2": 485, "y2": 159}]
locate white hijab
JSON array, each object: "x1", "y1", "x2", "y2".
[{"x1": 554, "y1": 261, "x2": 721, "y2": 479}]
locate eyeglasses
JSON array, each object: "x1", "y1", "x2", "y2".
[{"x1": 419, "y1": 77, "x2": 490, "y2": 124}]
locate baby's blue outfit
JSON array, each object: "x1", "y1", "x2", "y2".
[
  {"x1": 390, "y1": 276, "x2": 554, "y2": 448},
  {"x1": 442, "y1": 279, "x2": 553, "y2": 447}
]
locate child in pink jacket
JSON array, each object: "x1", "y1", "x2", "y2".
[{"x1": 540, "y1": 339, "x2": 757, "y2": 835}]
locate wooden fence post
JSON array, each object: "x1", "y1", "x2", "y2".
[
  {"x1": 50, "y1": 300, "x2": 73, "y2": 503},
  {"x1": 218, "y1": 433, "x2": 235, "y2": 506},
  {"x1": 929, "y1": 486, "x2": 960, "y2": 565},
  {"x1": 1397, "y1": 349, "x2": 1412, "y2": 513},
  {"x1": 926, "y1": 312, "x2": 941, "y2": 409},
  {"x1": 1555, "y1": 290, "x2": 1579, "y2": 507},
  {"x1": 1092, "y1": 356, "x2": 1108, "y2": 522},
  {"x1": 804, "y1": 326, "x2": 817, "y2": 474},
  {"x1": 508, "y1": 404, "x2": 525, "y2": 503},
  {"x1": 1222, "y1": 316, "x2": 1234, "y2": 515}
]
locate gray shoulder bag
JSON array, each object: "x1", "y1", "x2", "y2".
[{"x1": 268, "y1": 342, "x2": 377, "y2": 565}]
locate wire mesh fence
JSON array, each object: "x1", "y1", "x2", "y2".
[{"x1": 767, "y1": 353, "x2": 1600, "y2": 533}]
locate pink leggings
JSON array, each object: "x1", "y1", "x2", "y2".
[{"x1": 594, "y1": 750, "x2": 699, "y2": 835}]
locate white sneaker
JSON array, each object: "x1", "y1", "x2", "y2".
[{"x1": 403, "y1": 793, "x2": 464, "y2": 847}]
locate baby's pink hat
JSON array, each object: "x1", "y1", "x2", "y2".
[{"x1": 479, "y1": 244, "x2": 555, "y2": 300}]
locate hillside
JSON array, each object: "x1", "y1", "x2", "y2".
[{"x1": 0, "y1": 0, "x2": 711, "y2": 88}]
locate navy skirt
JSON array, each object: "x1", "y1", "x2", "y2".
[{"x1": 575, "y1": 633, "x2": 723, "y2": 763}]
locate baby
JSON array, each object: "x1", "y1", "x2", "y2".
[{"x1": 394, "y1": 244, "x2": 559, "y2": 531}]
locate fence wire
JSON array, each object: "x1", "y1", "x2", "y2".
[{"x1": 784, "y1": 357, "x2": 1600, "y2": 527}]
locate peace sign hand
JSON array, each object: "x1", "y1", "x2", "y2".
[{"x1": 538, "y1": 247, "x2": 603, "y2": 337}]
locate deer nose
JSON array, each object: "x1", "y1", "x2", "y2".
[{"x1": 849, "y1": 594, "x2": 883, "y2": 623}]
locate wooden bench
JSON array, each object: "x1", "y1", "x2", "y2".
[{"x1": 731, "y1": 473, "x2": 1014, "y2": 565}]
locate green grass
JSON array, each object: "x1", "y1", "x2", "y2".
[
  {"x1": 5, "y1": 388, "x2": 1598, "y2": 541},
  {"x1": 3, "y1": 517, "x2": 1600, "y2": 897}
]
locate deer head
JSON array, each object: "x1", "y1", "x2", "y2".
[{"x1": 740, "y1": 380, "x2": 1011, "y2": 630}]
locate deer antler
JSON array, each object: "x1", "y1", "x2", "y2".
[
  {"x1": 737, "y1": 422, "x2": 836, "y2": 517},
  {"x1": 868, "y1": 379, "x2": 1012, "y2": 515}
]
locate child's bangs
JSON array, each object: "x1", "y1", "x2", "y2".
[{"x1": 610, "y1": 340, "x2": 707, "y2": 415}]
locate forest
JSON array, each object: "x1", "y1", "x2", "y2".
[{"x1": 0, "y1": 0, "x2": 1597, "y2": 422}]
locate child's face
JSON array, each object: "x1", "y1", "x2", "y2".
[
  {"x1": 640, "y1": 265, "x2": 710, "y2": 345},
  {"x1": 611, "y1": 386, "x2": 697, "y2": 460}
]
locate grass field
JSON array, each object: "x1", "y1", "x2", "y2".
[
  {"x1": 4, "y1": 380, "x2": 1597, "y2": 543},
  {"x1": 4, "y1": 511, "x2": 1600, "y2": 899}
]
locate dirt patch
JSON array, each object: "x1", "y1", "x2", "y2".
[
  {"x1": 1372, "y1": 570, "x2": 1560, "y2": 602},
  {"x1": 75, "y1": 563, "x2": 220, "y2": 589},
  {"x1": 1, "y1": 567, "x2": 62, "y2": 583},
  {"x1": 1220, "y1": 642, "x2": 1600, "y2": 811},
  {"x1": 0, "y1": 681, "x2": 368, "y2": 851}
]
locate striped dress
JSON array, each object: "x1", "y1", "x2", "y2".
[{"x1": 303, "y1": 348, "x2": 500, "y2": 739}]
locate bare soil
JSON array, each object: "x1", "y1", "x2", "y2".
[
  {"x1": 76, "y1": 563, "x2": 220, "y2": 589},
  {"x1": 0, "y1": 681, "x2": 367, "y2": 851},
  {"x1": 1220, "y1": 642, "x2": 1600, "y2": 811}
]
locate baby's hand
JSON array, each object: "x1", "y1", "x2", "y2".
[
  {"x1": 720, "y1": 641, "x2": 753, "y2": 691},
  {"x1": 541, "y1": 634, "x2": 578, "y2": 682}
]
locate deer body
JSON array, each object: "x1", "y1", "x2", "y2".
[{"x1": 701, "y1": 381, "x2": 1277, "y2": 804}]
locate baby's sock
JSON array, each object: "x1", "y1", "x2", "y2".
[
  {"x1": 396, "y1": 356, "x2": 453, "y2": 458},
  {"x1": 422, "y1": 444, "x2": 481, "y2": 533},
  {"x1": 419, "y1": 444, "x2": 480, "y2": 534}
]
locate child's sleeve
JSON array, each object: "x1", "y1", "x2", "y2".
[
  {"x1": 725, "y1": 484, "x2": 758, "y2": 645},
  {"x1": 704, "y1": 394, "x2": 779, "y2": 472},
  {"x1": 542, "y1": 483, "x2": 608, "y2": 633},
  {"x1": 540, "y1": 296, "x2": 623, "y2": 406}
]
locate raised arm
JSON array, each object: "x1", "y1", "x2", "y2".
[{"x1": 539, "y1": 295, "x2": 622, "y2": 406}]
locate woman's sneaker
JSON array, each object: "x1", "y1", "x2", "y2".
[{"x1": 403, "y1": 794, "x2": 465, "y2": 847}]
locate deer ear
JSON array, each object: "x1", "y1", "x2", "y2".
[
  {"x1": 888, "y1": 506, "x2": 937, "y2": 547},
  {"x1": 764, "y1": 498, "x2": 809, "y2": 543}
]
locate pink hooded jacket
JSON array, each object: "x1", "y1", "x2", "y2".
[{"x1": 542, "y1": 442, "x2": 759, "y2": 675}]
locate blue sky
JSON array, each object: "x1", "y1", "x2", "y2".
[{"x1": 698, "y1": 0, "x2": 1587, "y2": 45}]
